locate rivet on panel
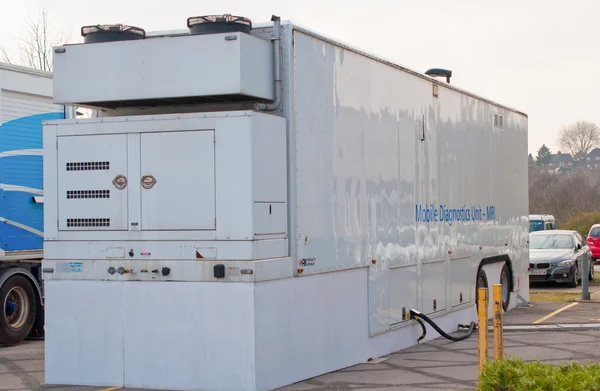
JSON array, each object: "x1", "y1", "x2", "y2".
[
  {"x1": 371, "y1": 259, "x2": 377, "y2": 264},
  {"x1": 298, "y1": 268, "x2": 304, "y2": 274},
  {"x1": 448, "y1": 250, "x2": 452, "y2": 254},
  {"x1": 479, "y1": 246, "x2": 483, "y2": 250}
]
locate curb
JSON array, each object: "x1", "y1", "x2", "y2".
[{"x1": 493, "y1": 323, "x2": 600, "y2": 332}]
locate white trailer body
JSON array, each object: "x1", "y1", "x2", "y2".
[{"x1": 42, "y1": 17, "x2": 529, "y2": 391}]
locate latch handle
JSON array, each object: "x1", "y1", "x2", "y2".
[{"x1": 141, "y1": 174, "x2": 157, "y2": 189}]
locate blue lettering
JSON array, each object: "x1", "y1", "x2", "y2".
[
  {"x1": 416, "y1": 204, "x2": 439, "y2": 223},
  {"x1": 416, "y1": 203, "x2": 496, "y2": 225},
  {"x1": 487, "y1": 206, "x2": 495, "y2": 220}
]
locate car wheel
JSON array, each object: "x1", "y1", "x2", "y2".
[
  {"x1": 590, "y1": 261, "x2": 595, "y2": 281},
  {"x1": 568, "y1": 265, "x2": 579, "y2": 288}
]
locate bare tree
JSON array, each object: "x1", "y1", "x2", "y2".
[
  {"x1": 1, "y1": 2, "x2": 70, "y2": 72},
  {"x1": 529, "y1": 168, "x2": 600, "y2": 227},
  {"x1": 557, "y1": 120, "x2": 600, "y2": 161},
  {"x1": 0, "y1": 47, "x2": 11, "y2": 64}
]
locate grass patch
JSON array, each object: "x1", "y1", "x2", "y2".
[
  {"x1": 529, "y1": 291, "x2": 582, "y2": 302},
  {"x1": 479, "y1": 356, "x2": 600, "y2": 391}
]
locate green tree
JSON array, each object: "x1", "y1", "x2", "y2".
[
  {"x1": 536, "y1": 144, "x2": 552, "y2": 165},
  {"x1": 528, "y1": 153, "x2": 535, "y2": 167}
]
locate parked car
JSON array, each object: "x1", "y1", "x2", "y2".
[
  {"x1": 586, "y1": 224, "x2": 600, "y2": 263},
  {"x1": 529, "y1": 230, "x2": 594, "y2": 287},
  {"x1": 529, "y1": 214, "x2": 557, "y2": 232}
]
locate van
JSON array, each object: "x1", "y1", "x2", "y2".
[{"x1": 529, "y1": 214, "x2": 557, "y2": 232}]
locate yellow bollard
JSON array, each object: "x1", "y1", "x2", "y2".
[
  {"x1": 478, "y1": 287, "x2": 488, "y2": 371},
  {"x1": 493, "y1": 284, "x2": 504, "y2": 360}
]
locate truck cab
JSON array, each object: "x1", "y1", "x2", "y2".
[{"x1": 529, "y1": 214, "x2": 557, "y2": 232}]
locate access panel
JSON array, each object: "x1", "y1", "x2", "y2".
[
  {"x1": 57, "y1": 134, "x2": 128, "y2": 231},
  {"x1": 140, "y1": 130, "x2": 216, "y2": 231}
]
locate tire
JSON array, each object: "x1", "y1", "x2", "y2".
[
  {"x1": 475, "y1": 267, "x2": 488, "y2": 315},
  {"x1": 500, "y1": 263, "x2": 511, "y2": 311},
  {"x1": 0, "y1": 275, "x2": 37, "y2": 345},
  {"x1": 589, "y1": 261, "x2": 595, "y2": 281},
  {"x1": 568, "y1": 265, "x2": 579, "y2": 288}
]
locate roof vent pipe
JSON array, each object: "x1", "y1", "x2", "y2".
[{"x1": 254, "y1": 15, "x2": 281, "y2": 112}]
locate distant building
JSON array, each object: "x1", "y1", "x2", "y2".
[
  {"x1": 585, "y1": 148, "x2": 600, "y2": 168},
  {"x1": 543, "y1": 152, "x2": 574, "y2": 169}
]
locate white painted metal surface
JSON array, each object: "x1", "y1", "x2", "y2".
[
  {"x1": 45, "y1": 268, "x2": 476, "y2": 391},
  {"x1": 289, "y1": 29, "x2": 528, "y2": 337},
  {"x1": 44, "y1": 281, "x2": 125, "y2": 387},
  {"x1": 43, "y1": 18, "x2": 529, "y2": 391},
  {"x1": 57, "y1": 134, "x2": 128, "y2": 231},
  {"x1": 0, "y1": 89, "x2": 61, "y2": 123},
  {"x1": 140, "y1": 130, "x2": 216, "y2": 231},
  {"x1": 44, "y1": 111, "x2": 288, "y2": 256},
  {"x1": 0, "y1": 63, "x2": 55, "y2": 111},
  {"x1": 52, "y1": 32, "x2": 274, "y2": 105}
]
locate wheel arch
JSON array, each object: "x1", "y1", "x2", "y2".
[
  {"x1": 477, "y1": 254, "x2": 514, "y2": 292},
  {"x1": 0, "y1": 267, "x2": 43, "y2": 307}
]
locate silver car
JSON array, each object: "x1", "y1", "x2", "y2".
[{"x1": 529, "y1": 230, "x2": 594, "y2": 287}]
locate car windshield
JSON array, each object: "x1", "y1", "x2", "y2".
[
  {"x1": 590, "y1": 227, "x2": 600, "y2": 237},
  {"x1": 530, "y1": 234, "x2": 574, "y2": 249},
  {"x1": 530, "y1": 220, "x2": 544, "y2": 232}
]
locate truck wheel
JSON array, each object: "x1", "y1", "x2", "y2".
[
  {"x1": 500, "y1": 263, "x2": 511, "y2": 311},
  {"x1": 0, "y1": 275, "x2": 37, "y2": 345}
]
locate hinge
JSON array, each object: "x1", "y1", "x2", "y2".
[
  {"x1": 214, "y1": 217, "x2": 217, "y2": 226},
  {"x1": 57, "y1": 219, "x2": 59, "y2": 228}
]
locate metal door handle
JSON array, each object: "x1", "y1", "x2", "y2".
[
  {"x1": 141, "y1": 174, "x2": 157, "y2": 189},
  {"x1": 112, "y1": 174, "x2": 128, "y2": 190}
]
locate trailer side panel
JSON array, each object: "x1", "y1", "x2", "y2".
[{"x1": 290, "y1": 30, "x2": 528, "y2": 336}]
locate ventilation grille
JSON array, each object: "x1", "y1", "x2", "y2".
[
  {"x1": 67, "y1": 190, "x2": 110, "y2": 199},
  {"x1": 67, "y1": 218, "x2": 110, "y2": 227},
  {"x1": 66, "y1": 161, "x2": 110, "y2": 171}
]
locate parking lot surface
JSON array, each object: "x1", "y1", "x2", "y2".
[{"x1": 2, "y1": 279, "x2": 600, "y2": 391}]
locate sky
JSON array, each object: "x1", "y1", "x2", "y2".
[{"x1": 0, "y1": 0, "x2": 597, "y2": 156}]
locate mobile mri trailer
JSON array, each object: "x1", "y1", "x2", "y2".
[
  {"x1": 42, "y1": 15, "x2": 529, "y2": 391},
  {"x1": 0, "y1": 62, "x2": 64, "y2": 344}
]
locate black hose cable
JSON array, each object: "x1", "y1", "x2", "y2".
[
  {"x1": 410, "y1": 309, "x2": 476, "y2": 342},
  {"x1": 414, "y1": 316, "x2": 427, "y2": 342}
]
